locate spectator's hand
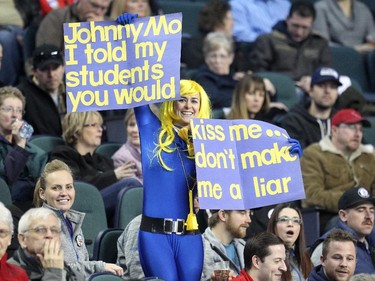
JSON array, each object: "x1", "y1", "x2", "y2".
[
  {"x1": 117, "y1": 13, "x2": 138, "y2": 25},
  {"x1": 114, "y1": 161, "x2": 137, "y2": 180},
  {"x1": 85, "y1": 13, "x2": 106, "y2": 22},
  {"x1": 104, "y1": 263, "x2": 124, "y2": 276},
  {"x1": 269, "y1": 102, "x2": 288, "y2": 111},
  {"x1": 232, "y1": 71, "x2": 245, "y2": 81},
  {"x1": 288, "y1": 138, "x2": 302, "y2": 158},
  {"x1": 11, "y1": 119, "x2": 27, "y2": 148},
  {"x1": 295, "y1": 76, "x2": 311, "y2": 93},
  {"x1": 354, "y1": 43, "x2": 375, "y2": 54},
  {"x1": 263, "y1": 78, "x2": 276, "y2": 97},
  {"x1": 37, "y1": 238, "x2": 64, "y2": 269}
]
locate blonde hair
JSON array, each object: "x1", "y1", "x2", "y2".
[
  {"x1": 0, "y1": 86, "x2": 26, "y2": 108},
  {"x1": 110, "y1": 0, "x2": 152, "y2": 20},
  {"x1": 156, "y1": 80, "x2": 211, "y2": 170},
  {"x1": 227, "y1": 74, "x2": 270, "y2": 120},
  {"x1": 62, "y1": 111, "x2": 103, "y2": 145},
  {"x1": 33, "y1": 159, "x2": 73, "y2": 207}
]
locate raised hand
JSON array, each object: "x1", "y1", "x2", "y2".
[
  {"x1": 37, "y1": 238, "x2": 64, "y2": 269},
  {"x1": 288, "y1": 138, "x2": 302, "y2": 158},
  {"x1": 116, "y1": 13, "x2": 138, "y2": 25}
]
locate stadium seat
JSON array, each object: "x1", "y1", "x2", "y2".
[
  {"x1": 92, "y1": 228, "x2": 123, "y2": 263},
  {"x1": 363, "y1": 116, "x2": 375, "y2": 146},
  {"x1": 114, "y1": 186, "x2": 143, "y2": 229},
  {"x1": 95, "y1": 143, "x2": 122, "y2": 158},
  {"x1": 72, "y1": 181, "x2": 108, "y2": 258},
  {"x1": 88, "y1": 273, "x2": 124, "y2": 281},
  {"x1": 0, "y1": 177, "x2": 12, "y2": 205},
  {"x1": 29, "y1": 135, "x2": 65, "y2": 153}
]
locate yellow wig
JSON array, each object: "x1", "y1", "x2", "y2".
[{"x1": 156, "y1": 80, "x2": 211, "y2": 170}]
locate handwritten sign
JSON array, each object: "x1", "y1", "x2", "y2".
[
  {"x1": 63, "y1": 13, "x2": 182, "y2": 112},
  {"x1": 191, "y1": 118, "x2": 305, "y2": 210}
]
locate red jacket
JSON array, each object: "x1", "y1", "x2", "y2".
[
  {"x1": 0, "y1": 253, "x2": 28, "y2": 281},
  {"x1": 232, "y1": 269, "x2": 255, "y2": 281}
]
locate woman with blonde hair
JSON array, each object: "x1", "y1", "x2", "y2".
[
  {"x1": 109, "y1": 0, "x2": 160, "y2": 20},
  {"x1": 134, "y1": 79, "x2": 211, "y2": 280},
  {"x1": 50, "y1": 111, "x2": 142, "y2": 224},
  {"x1": 33, "y1": 159, "x2": 123, "y2": 278}
]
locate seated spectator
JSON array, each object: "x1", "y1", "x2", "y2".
[
  {"x1": 226, "y1": 73, "x2": 286, "y2": 123},
  {"x1": 8, "y1": 207, "x2": 85, "y2": 280},
  {"x1": 230, "y1": 232, "x2": 287, "y2": 281},
  {"x1": 280, "y1": 67, "x2": 340, "y2": 149},
  {"x1": 0, "y1": 86, "x2": 47, "y2": 211},
  {"x1": 17, "y1": 44, "x2": 66, "y2": 136},
  {"x1": 36, "y1": 0, "x2": 112, "y2": 50},
  {"x1": 230, "y1": 0, "x2": 290, "y2": 43},
  {"x1": 310, "y1": 186, "x2": 375, "y2": 274},
  {"x1": 50, "y1": 111, "x2": 142, "y2": 221},
  {"x1": 112, "y1": 109, "x2": 142, "y2": 183},
  {"x1": 249, "y1": 0, "x2": 331, "y2": 94},
  {"x1": 313, "y1": 0, "x2": 375, "y2": 54},
  {"x1": 181, "y1": 0, "x2": 247, "y2": 72},
  {"x1": 117, "y1": 214, "x2": 143, "y2": 279},
  {"x1": 33, "y1": 159, "x2": 124, "y2": 278},
  {"x1": 0, "y1": 202, "x2": 28, "y2": 280},
  {"x1": 194, "y1": 32, "x2": 239, "y2": 117},
  {"x1": 201, "y1": 209, "x2": 251, "y2": 280},
  {"x1": 301, "y1": 109, "x2": 375, "y2": 230},
  {"x1": 307, "y1": 229, "x2": 356, "y2": 281},
  {"x1": 109, "y1": 0, "x2": 160, "y2": 20},
  {"x1": 267, "y1": 203, "x2": 313, "y2": 281}
]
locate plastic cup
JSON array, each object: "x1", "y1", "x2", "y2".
[{"x1": 213, "y1": 261, "x2": 230, "y2": 281}]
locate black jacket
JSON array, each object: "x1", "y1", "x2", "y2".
[{"x1": 17, "y1": 78, "x2": 65, "y2": 136}]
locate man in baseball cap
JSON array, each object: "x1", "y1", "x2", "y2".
[
  {"x1": 331, "y1": 108, "x2": 371, "y2": 128},
  {"x1": 310, "y1": 186, "x2": 375, "y2": 274},
  {"x1": 281, "y1": 66, "x2": 341, "y2": 149},
  {"x1": 16, "y1": 44, "x2": 66, "y2": 136}
]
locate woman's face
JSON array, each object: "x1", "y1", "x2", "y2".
[
  {"x1": 275, "y1": 208, "x2": 301, "y2": 248},
  {"x1": 173, "y1": 93, "x2": 200, "y2": 127},
  {"x1": 0, "y1": 97, "x2": 23, "y2": 133},
  {"x1": 40, "y1": 170, "x2": 75, "y2": 214},
  {"x1": 0, "y1": 222, "x2": 11, "y2": 259},
  {"x1": 124, "y1": 0, "x2": 150, "y2": 18},
  {"x1": 205, "y1": 47, "x2": 233, "y2": 75},
  {"x1": 127, "y1": 115, "x2": 140, "y2": 148},
  {"x1": 77, "y1": 115, "x2": 103, "y2": 149},
  {"x1": 245, "y1": 87, "x2": 265, "y2": 118}
]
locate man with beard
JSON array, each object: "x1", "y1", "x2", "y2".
[
  {"x1": 280, "y1": 67, "x2": 340, "y2": 149},
  {"x1": 201, "y1": 209, "x2": 251, "y2": 280},
  {"x1": 301, "y1": 108, "x2": 375, "y2": 229},
  {"x1": 310, "y1": 187, "x2": 375, "y2": 274},
  {"x1": 308, "y1": 229, "x2": 357, "y2": 281}
]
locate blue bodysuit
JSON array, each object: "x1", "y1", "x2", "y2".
[{"x1": 134, "y1": 105, "x2": 204, "y2": 281}]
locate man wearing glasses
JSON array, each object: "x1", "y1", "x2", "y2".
[
  {"x1": 36, "y1": 0, "x2": 112, "y2": 51},
  {"x1": 17, "y1": 44, "x2": 66, "y2": 136},
  {"x1": 309, "y1": 187, "x2": 375, "y2": 275},
  {"x1": 8, "y1": 207, "x2": 84, "y2": 280},
  {"x1": 301, "y1": 108, "x2": 375, "y2": 231}
]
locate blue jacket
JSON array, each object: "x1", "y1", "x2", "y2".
[
  {"x1": 307, "y1": 265, "x2": 329, "y2": 281},
  {"x1": 310, "y1": 219, "x2": 375, "y2": 274}
]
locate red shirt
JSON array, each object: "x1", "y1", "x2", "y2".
[
  {"x1": 231, "y1": 269, "x2": 255, "y2": 281},
  {"x1": 0, "y1": 253, "x2": 28, "y2": 281}
]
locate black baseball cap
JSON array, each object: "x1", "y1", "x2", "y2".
[
  {"x1": 338, "y1": 187, "x2": 375, "y2": 210},
  {"x1": 33, "y1": 44, "x2": 64, "y2": 69}
]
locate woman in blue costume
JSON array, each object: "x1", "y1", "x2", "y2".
[{"x1": 134, "y1": 80, "x2": 211, "y2": 281}]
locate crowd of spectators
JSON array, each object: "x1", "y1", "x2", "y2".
[{"x1": 1, "y1": 0, "x2": 375, "y2": 280}]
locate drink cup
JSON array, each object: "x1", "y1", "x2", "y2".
[{"x1": 213, "y1": 261, "x2": 230, "y2": 281}]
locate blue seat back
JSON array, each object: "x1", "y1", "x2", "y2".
[{"x1": 114, "y1": 187, "x2": 143, "y2": 229}]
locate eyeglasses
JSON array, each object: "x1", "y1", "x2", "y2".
[
  {"x1": 0, "y1": 107, "x2": 24, "y2": 115},
  {"x1": 276, "y1": 216, "x2": 302, "y2": 225},
  {"x1": 24, "y1": 226, "x2": 61, "y2": 235},
  {"x1": 83, "y1": 123, "x2": 105, "y2": 130},
  {"x1": 0, "y1": 229, "x2": 12, "y2": 238}
]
